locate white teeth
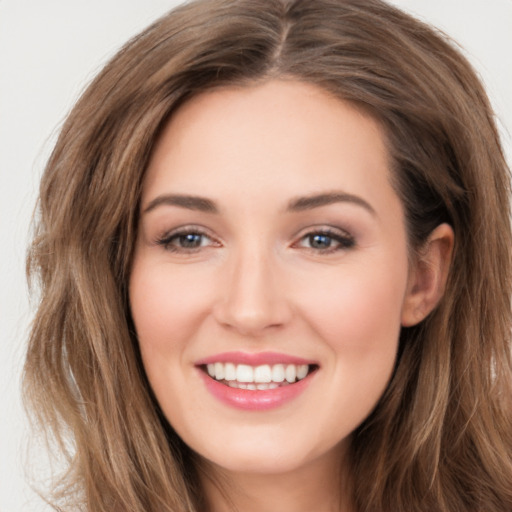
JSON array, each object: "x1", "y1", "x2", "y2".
[
  {"x1": 205, "y1": 362, "x2": 312, "y2": 385},
  {"x1": 224, "y1": 362, "x2": 236, "y2": 381},
  {"x1": 254, "y1": 365, "x2": 272, "y2": 383},
  {"x1": 228, "y1": 382, "x2": 280, "y2": 390},
  {"x1": 236, "y1": 364, "x2": 254, "y2": 383},
  {"x1": 297, "y1": 364, "x2": 308, "y2": 379},
  {"x1": 214, "y1": 362, "x2": 225, "y2": 380},
  {"x1": 257, "y1": 383, "x2": 279, "y2": 390},
  {"x1": 272, "y1": 364, "x2": 285, "y2": 382},
  {"x1": 285, "y1": 364, "x2": 296, "y2": 383}
]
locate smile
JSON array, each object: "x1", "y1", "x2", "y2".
[
  {"x1": 196, "y1": 352, "x2": 318, "y2": 410},
  {"x1": 205, "y1": 362, "x2": 312, "y2": 389}
]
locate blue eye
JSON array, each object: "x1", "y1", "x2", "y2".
[
  {"x1": 156, "y1": 229, "x2": 215, "y2": 252},
  {"x1": 308, "y1": 233, "x2": 334, "y2": 249},
  {"x1": 299, "y1": 229, "x2": 355, "y2": 253},
  {"x1": 175, "y1": 233, "x2": 204, "y2": 248}
]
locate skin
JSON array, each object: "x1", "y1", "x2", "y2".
[{"x1": 129, "y1": 80, "x2": 453, "y2": 512}]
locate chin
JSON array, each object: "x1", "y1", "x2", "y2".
[{"x1": 181, "y1": 424, "x2": 348, "y2": 478}]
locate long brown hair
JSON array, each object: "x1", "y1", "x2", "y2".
[{"x1": 24, "y1": 0, "x2": 512, "y2": 510}]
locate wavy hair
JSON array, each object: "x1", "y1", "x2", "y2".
[{"x1": 24, "y1": 0, "x2": 512, "y2": 510}]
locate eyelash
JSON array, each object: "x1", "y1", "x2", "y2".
[
  {"x1": 155, "y1": 227, "x2": 355, "y2": 254},
  {"x1": 155, "y1": 227, "x2": 218, "y2": 253},
  {"x1": 294, "y1": 227, "x2": 355, "y2": 253}
]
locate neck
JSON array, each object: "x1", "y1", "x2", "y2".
[{"x1": 200, "y1": 448, "x2": 354, "y2": 512}]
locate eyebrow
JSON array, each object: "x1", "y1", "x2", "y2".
[
  {"x1": 143, "y1": 194, "x2": 219, "y2": 214},
  {"x1": 142, "y1": 191, "x2": 375, "y2": 216},
  {"x1": 287, "y1": 191, "x2": 376, "y2": 215}
]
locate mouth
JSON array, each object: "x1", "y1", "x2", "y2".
[
  {"x1": 195, "y1": 352, "x2": 319, "y2": 410},
  {"x1": 201, "y1": 362, "x2": 318, "y2": 390}
]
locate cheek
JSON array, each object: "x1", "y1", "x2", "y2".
[
  {"x1": 129, "y1": 260, "x2": 219, "y2": 422},
  {"x1": 296, "y1": 264, "x2": 407, "y2": 426},
  {"x1": 293, "y1": 255, "x2": 409, "y2": 415},
  {"x1": 299, "y1": 264, "x2": 407, "y2": 347},
  {"x1": 129, "y1": 261, "x2": 213, "y2": 361}
]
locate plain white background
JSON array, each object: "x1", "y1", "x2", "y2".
[{"x1": 1, "y1": 1, "x2": 510, "y2": 511}]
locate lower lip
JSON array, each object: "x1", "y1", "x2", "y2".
[{"x1": 198, "y1": 370, "x2": 315, "y2": 411}]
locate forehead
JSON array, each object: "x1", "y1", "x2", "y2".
[{"x1": 142, "y1": 80, "x2": 397, "y2": 216}]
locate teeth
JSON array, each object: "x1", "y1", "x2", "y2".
[
  {"x1": 214, "y1": 362, "x2": 224, "y2": 380},
  {"x1": 272, "y1": 364, "x2": 285, "y2": 382},
  {"x1": 236, "y1": 364, "x2": 254, "y2": 383},
  {"x1": 224, "y1": 363, "x2": 236, "y2": 381},
  {"x1": 297, "y1": 364, "x2": 308, "y2": 380},
  {"x1": 228, "y1": 381, "x2": 280, "y2": 390},
  {"x1": 285, "y1": 364, "x2": 296, "y2": 383},
  {"x1": 257, "y1": 383, "x2": 279, "y2": 390},
  {"x1": 254, "y1": 365, "x2": 272, "y2": 383},
  {"x1": 205, "y1": 362, "x2": 312, "y2": 385}
]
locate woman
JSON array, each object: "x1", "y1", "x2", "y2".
[{"x1": 24, "y1": 0, "x2": 512, "y2": 511}]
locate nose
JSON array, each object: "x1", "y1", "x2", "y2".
[{"x1": 213, "y1": 246, "x2": 292, "y2": 337}]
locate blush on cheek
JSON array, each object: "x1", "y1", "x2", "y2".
[
  {"x1": 130, "y1": 262, "x2": 215, "y2": 344},
  {"x1": 301, "y1": 270, "x2": 405, "y2": 350}
]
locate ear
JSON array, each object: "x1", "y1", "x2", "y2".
[{"x1": 401, "y1": 223, "x2": 454, "y2": 327}]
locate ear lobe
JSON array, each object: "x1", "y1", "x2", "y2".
[{"x1": 401, "y1": 223, "x2": 454, "y2": 327}]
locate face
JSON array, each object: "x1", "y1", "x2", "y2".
[{"x1": 130, "y1": 80, "x2": 416, "y2": 479}]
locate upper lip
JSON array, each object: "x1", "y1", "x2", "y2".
[{"x1": 195, "y1": 351, "x2": 317, "y2": 366}]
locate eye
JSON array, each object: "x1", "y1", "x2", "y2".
[
  {"x1": 156, "y1": 227, "x2": 219, "y2": 252},
  {"x1": 296, "y1": 228, "x2": 355, "y2": 253}
]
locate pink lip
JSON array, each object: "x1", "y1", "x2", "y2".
[
  {"x1": 198, "y1": 370, "x2": 316, "y2": 411},
  {"x1": 195, "y1": 352, "x2": 318, "y2": 411},
  {"x1": 195, "y1": 351, "x2": 315, "y2": 366}
]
